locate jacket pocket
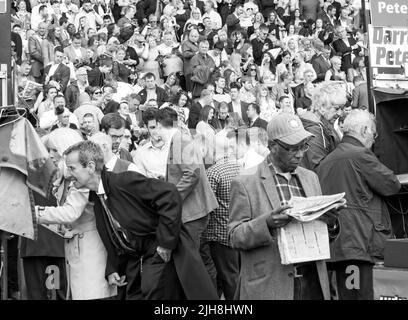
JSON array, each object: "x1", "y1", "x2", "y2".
[{"x1": 250, "y1": 260, "x2": 267, "y2": 281}]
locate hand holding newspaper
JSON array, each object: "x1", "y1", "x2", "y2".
[
  {"x1": 277, "y1": 193, "x2": 347, "y2": 264},
  {"x1": 284, "y1": 193, "x2": 347, "y2": 223}
]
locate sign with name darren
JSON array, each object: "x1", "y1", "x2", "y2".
[{"x1": 370, "y1": 0, "x2": 408, "y2": 27}]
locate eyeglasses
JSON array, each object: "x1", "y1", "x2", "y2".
[
  {"x1": 275, "y1": 140, "x2": 309, "y2": 154},
  {"x1": 250, "y1": 68, "x2": 257, "y2": 71},
  {"x1": 110, "y1": 134, "x2": 124, "y2": 141},
  {"x1": 94, "y1": 91, "x2": 102, "y2": 95}
]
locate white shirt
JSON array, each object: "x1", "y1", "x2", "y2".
[
  {"x1": 238, "y1": 147, "x2": 265, "y2": 170},
  {"x1": 231, "y1": 99, "x2": 243, "y2": 118},
  {"x1": 39, "y1": 108, "x2": 79, "y2": 130},
  {"x1": 132, "y1": 141, "x2": 169, "y2": 179},
  {"x1": 47, "y1": 63, "x2": 59, "y2": 79}
]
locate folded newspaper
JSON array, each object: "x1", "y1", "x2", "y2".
[
  {"x1": 285, "y1": 193, "x2": 346, "y2": 223},
  {"x1": 277, "y1": 193, "x2": 346, "y2": 265}
]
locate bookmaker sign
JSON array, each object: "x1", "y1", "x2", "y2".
[
  {"x1": 370, "y1": 0, "x2": 408, "y2": 27},
  {"x1": 369, "y1": 26, "x2": 408, "y2": 68}
]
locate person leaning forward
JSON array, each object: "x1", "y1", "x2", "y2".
[
  {"x1": 228, "y1": 113, "x2": 345, "y2": 300},
  {"x1": 63, "y1": 140, "x2": 218, "y2": 300}
]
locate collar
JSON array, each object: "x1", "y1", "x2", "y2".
[
  {"x1": 266, "y1": 154, "x2": 300, "y2": 178},
  {"x1": 341, "y1": 134, "x2": 365, "y2": 148},
  {"x1": 105, "y1": 154, "x2": 119, "y2": 171}
]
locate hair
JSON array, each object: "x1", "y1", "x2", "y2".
[
  {"x1": 53, "y1": 94, "x2": 66, "y2": 103},
  {"x1": 39, "y1": 4, "x2": 47, "y2": 12},
  {"x1": 54, "y1": 45, "x2": 64, "y2": 54},
  {"x1": 83, "y1": 112, "x2": 95, "y2": 120},
  {"x1": 63, "y1": 140, "x2": 105, "y2": 173},
  {"x1": 311, "y1": 82, "x2": 347, "y2": 115},
  {"x1": 199, "y1": 105, "x2": 214, "y2": 123},
  {"x1": 255, "y1": 84, "x2": 272, "y2": 104},
  {"x1": 247, "y1": 103, "x2": 261, "y2": 115},
  {"x1": 278, "y1": 95, "x2": 290, "y2": 103},
  {"x1": 342, "y1": 109, "x2": 375, "y2": 136},
  {"x1": 142, "y1": 107, "x2": 159, "y2": 126},
  {"x1": 59, "y1": 16, "x2": 68, "y2": 26},
  {"x1": 200, "y1": 89, "x2": 212, "y2": 98},
  {"x1": 171, "y1": 90, "x2": 189, "y2": 107},
  {"x1": 259, "y1": 23, "x2": 269, "y2": 32},
  {"x1": 144, "y1": 72, "x2": 156, "y2": 80},
  {"x1": 156, "y1": 107, "x2": 178, "y2": 128},
  {"x1": 229, "y1": 82, "x2": 241, "y2": 91},
  {"x1": 100, "y1": 113, "x2": 125, "y2": 133},
  {"x1": 352, "y1": 56, "x2": 365, "y2": 69},
  {"x1": 72, "y1": 32, "x2": 82, "y2": 40},
  {"x1": 219, "y1": 102, "x2": 229, "y2": 111}
]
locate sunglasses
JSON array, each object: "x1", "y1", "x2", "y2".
[
  {"x1": 94, "y1": 91, "x2": 102, "y2": 94},
  {"x1": 275, "y1": 140, "x2": 309, "y2": 154},
  {"x1": 250, "y1": 68, "x2": 257, "y2": 71}
]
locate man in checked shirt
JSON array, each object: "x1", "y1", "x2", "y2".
[
  {"x1": 201, "y1": 128, "x2": 253, "y2": 300},
  {"x1": 228, "y1": 113, "x2": 345, "y2": 300}
]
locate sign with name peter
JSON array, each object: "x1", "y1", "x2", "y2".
[
  {"x1": 370, "y1": 0, "x2": 408, "y2": 27},
  {"x1": 369, "y1": 26, "x2": 408, "y2": 68}
]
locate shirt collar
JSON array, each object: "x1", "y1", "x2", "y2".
[
  {"x1": 105, "y1": 154, "x2": 118, "y2": 171},
  {"x1": 267, "y1": 155, "x2": 299, "y2": 178}
]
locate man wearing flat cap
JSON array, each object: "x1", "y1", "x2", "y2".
[{"x1": 228, "y1": 113, "x2": 344, "y2": 300}]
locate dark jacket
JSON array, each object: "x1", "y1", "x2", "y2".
[
  {"x1": 251, "y1": 37, "x2": 273, "y2": 66},
  {"x1": 64, "y1": 83, "x2": 80, "y2": 112},
  {"x1": 300, "y1": 111, "x2": 340, "y2": 171},
  {"x1": 43, "y1": 63, "x2": 71, "y2": 93},
  {"x1": 332, "y1": 37, "x2": 360, "y2": 72},
  {"x1": 91, "y1": 169, "x2": 218, "y2": 300},
  {"x1": 188, "y1": 100, "x2": 203, "y2": 129},
  {"x1": 317, "y1": 135, "x2": 401, "y2": 262},
  {"x1": 138, "y1": 86, "x2": 169, "y2": 107},
  {"x1": 311, "y1": 53, "x2": 331, "y2": 83},
  {"x1": 249, "y1": 117, "x2": 268, "y2": 131},
  {"x1": 351, "y1": 82, "x2": 369, "y2": 110}
]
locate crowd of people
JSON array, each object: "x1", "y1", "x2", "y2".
[{"x1": 3, "y1": 0, "x2": 402, "y2": 301}]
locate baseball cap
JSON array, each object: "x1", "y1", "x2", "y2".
[{"x1": 267, "y1": 113, "x2": 314, "y2": 145}]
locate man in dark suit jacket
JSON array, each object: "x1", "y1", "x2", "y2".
[
  {"x1": 310, "y1": 39, "x2": 332, "y2": 83},
  {"x1": 43, "y1": 46, "x2": 71, "y2": 93},
  {"x1": 332, "y1": 26, "x2": 360, "y2": 73},
  {"x1": 157, "y1": 108, "x2": 219, "y2": 246},
  {"x1": 226, "y1": 5, "x2": 243, "y2": 37},
  {"x1": 64, "y1": 140, "x2": 218, "y2": 300},
  {"x1": 251, "y1": 24, "x2": 273, "y2": 66},
  {"x1": 214, "y1": 102, "x2": 246, "y2": 129},
  {"x1": 228, "y1": 83, "x2": 250, "y2": 125},
  {"x1": 247, "y1": 103, "x2": 268, "y2": 130},
  {"x1": 138, "y1": 73, "x2": 169, "y2": 107},
  {"x1": 188, "y1": 89, "x2": 213, "y2": 129},
  {"x1": 351, "y1": 77, "x2": 369, "y2": 110}
]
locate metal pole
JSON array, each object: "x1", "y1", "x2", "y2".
[
  {"x1": 0, "y1": 231, "x2": 8, "y2": 300},
  {"x1": 361, "y1": 0, "x2": 375, "y2": 113}
]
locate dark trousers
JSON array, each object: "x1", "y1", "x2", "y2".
[
  {"x1": 327, "y1": 260, "x2": 374, "y2": 300},
  {"x1": 201, "y1": 241, "x2": 239, "y2": 300},
  {"x1": 293, "y1": 263, "x2": 324, "y2": 300},
  {"x1": 22, "y1": 257, "x2": 67, "y2": 300},
  {"x1": 118, "y1": 237, "x2": 183, "y2": 300}
]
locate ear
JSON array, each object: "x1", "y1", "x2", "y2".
[{"x1": 87, "y1": 161, "x2": 97, "y2": 174}]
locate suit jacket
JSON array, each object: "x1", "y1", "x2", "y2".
[
  {"x1": 249, "y1": 117, "x2": 268, "y2": 131},
  {"x1": 228, "y1": 101, "x2": 250, "y2": 125},
  {"x1": 166, "y1": 130, "x2": 218, "y2": 223},
  {"x1": 251, "y1": 37, "x2": 273, "y2": 66},
  {"x1": 332, "y1": 37, "x2": 359, "y2": 72},
  {"x1": 92, "y1": 163, "x2": 219, "y2": 299},
  {"x1": 311, "y1": 53, "x2": 331, "y2": 82},
  {"x1": 351, "y1": 82, "x2": 369, "y2": 110},
  {"x1": 43, "y1": 63, "x2": 71, "y2": 93},
  {"x1": 28, "y1": 35, "x2": 49, "y2": 78},
  {"x1": 228, "y1": 159, "x2": 328, "y2": 300},
  {"x1": 138, "y1": 86, "x2": 169, "y2": 107},
  {"x1": 64, "y1": 45, "x2": 88, "y2": 64},
  {"x1": 226, "y1": 13, "x2": 240, "y2": 37},
  {"x1": 92, "y1": 167, "x2": 182, "y2": 277},
  {"x1": 188, "y1": 100, "x2": 203, "y2": 129},
  {"x1": 213, "y1": 112, "x2": 247, "y2": 130}
]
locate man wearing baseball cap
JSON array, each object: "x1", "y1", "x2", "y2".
[{"x1": 228, "y1": 113, "x2": 343, "y2": 300}]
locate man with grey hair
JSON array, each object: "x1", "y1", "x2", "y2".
[
  {"x1": 300, "y1": 81, "x2": 347, "y2": 171},
  {"x1": 317, "y1": 109, "x2": 401, "y2": 300}
]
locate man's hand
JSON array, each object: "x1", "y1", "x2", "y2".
[
  {"x1": 262, "y1": 43, "x2": 270, "y2": 52},
  {"x1": 266, "y1": 204, "x2": 293, "y2": 229},
  {"x1": 156, "y1": 246, "x2": 172, "y2": 263},
  {"x1": 107, "y1": 273, "x2": 127, "y2": 287}
]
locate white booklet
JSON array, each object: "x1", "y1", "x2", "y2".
[{"x1": 278, "y1": 220, "x2": 330, "y2": 265}]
